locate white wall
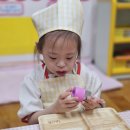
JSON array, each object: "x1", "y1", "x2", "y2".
[
  {"x1": 0, "y1": 0, "x2": 98, "y2": 64},
  {"x1": 81, "y1": 0, "x2": 97, "y2": 64}
]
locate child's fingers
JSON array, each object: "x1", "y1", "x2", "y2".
[
  {"x1": 95, "y1": 98, "x2": 105, "y2": 104},
  {"x1": 97, "y1": 99, "x2": 106, "y2": 107},
  {"x1": 82, "y1": 98, "x2": 98, "y2": 108},
  {"x1": 85, "y1": 98, "x2": 95, "y2": 105},
  {"x1": 99, "y1": 99, "x2": 105, "y2": 103},
  {"x1": 65, "y1": 87, "x2": 73, "y2": 92},
  {"x1": 59, "y1": 91, "x2": 71, "y2": 99},
  {"x1": 66, "y1": 105, "x2": 78, "y2": 111},
  {"x1": 82, "y1": 101, "x2": 93, "y2": 109},
  {"x1": 82, "y1": 101, "x2": 91, "y2": 107},
  {"x1": 64, "y1": 97, "x2": 79, "y2": 104},
  {"x1": 82, "y1": 97, "x2": 105, "y2": 109},
  {"x1": 66, "y1": 102, "x2": 79, "y2": 108}
]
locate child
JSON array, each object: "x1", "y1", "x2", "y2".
[{"x1": 18, "y1": 0, "x2": 105, "y2": 124}]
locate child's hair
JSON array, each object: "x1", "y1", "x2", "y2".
[{"x1": 34, "y1": 30, "x2": 81, "y2": 63}]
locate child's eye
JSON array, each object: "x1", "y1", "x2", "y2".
[
  {"x1": 49, "y1": 57, "x2": 57, "y2": 60},
  {"x1": 66, "y1": 57, "x2": 73, "y2": 60}
]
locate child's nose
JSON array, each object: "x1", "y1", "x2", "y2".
[{"x1": 56, "y1": 60, "x2": 66, "y2": 67}]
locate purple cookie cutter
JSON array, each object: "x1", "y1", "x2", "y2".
[{"x1": 72, "y1": 87, "x2": 91, "y2": 102}]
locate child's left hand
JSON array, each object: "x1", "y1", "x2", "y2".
[{"x1": 81, "y1": 96, "x2": 105, "y2": 110}]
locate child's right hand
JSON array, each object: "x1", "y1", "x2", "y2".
[{"x1": 52, "y1": 88, "x2": 79, "y2": 113}]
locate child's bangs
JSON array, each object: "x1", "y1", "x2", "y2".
[{"x1": 45, "y1": 30, "x2": 80, "y2": 49}]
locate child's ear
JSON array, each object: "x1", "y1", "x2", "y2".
[{"x1": 75, "y1": 56, "x2": 80, "y2": 63}]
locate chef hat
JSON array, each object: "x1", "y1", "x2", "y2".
[{"x1": 32, "y1": 0, "x2": 83, "y2": 39}]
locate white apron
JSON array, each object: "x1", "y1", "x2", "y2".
[
  {"x1": 39, "y1": 74, "x2": 86, "y2": 108},
  {"x1": 39, "y1": 63, "x2": 86, "y2": 109}
]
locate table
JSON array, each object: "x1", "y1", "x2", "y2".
[{"x1": 3, "y1": 111, "x2": 130, "y2": 130}]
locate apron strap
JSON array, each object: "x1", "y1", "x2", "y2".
[
  {"x1": 42, "y1": 63, "x2": 49, "y2": 79},
  {"x1": 42, "y1": 62, "x2": 81, "y2": 79},
  {"x1": 77, "y1": 62, "x2": 81, "y2": 75}
]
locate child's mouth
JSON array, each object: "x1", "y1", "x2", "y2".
[{"x1": 56, "y1": 71, "x2": 66, "y2": 76}]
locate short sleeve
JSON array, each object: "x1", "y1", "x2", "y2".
[
  {"x1": 80, "y1": 63, "x2": 102, "y2": 98},
  {"x1": 17, "y1": 68, "x2": 44, "y2": 122}
]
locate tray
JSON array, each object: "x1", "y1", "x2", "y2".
[{"x1": 38, "y1": 107, "x2": 130, "y2": 130}]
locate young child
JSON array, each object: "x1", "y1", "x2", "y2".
[{"x1": 18, "y1": 0, "x2": 105, "y2": 124}]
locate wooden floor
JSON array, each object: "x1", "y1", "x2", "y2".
[{"x1": 0, "y1": 79, "x2": 130, "y2": 129}]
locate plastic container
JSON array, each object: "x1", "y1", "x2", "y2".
[{"x1": 71, "y1": 87, "x2": 91, "y2": 102}]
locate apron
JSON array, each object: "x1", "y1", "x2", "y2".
[{"x1": 39, "y1": 63, "x2": 86, "y2": 109}]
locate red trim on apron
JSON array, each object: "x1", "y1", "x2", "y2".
[
  {"x1": 42, "y1": 63, "x2": 49, "y2": 79},
  {"x1": 76, "y1": 62, "x2": 81, "y2": 75},
  {"x1": 42, "y1": 62, "x2": 81, "y2": 79}
]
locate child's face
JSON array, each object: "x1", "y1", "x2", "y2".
[{"x1": 42, "y1": 36, "x2": 78, "y2": 77}]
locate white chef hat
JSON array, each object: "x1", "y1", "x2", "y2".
[{"x1": 32, "y1": 0, "x2": 84, "y2": 39}]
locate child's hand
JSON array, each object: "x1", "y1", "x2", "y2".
[
  {"x1": 81, "y1": 96, "x2": 105, "y2": 110},
  {"x1": 52, "y1": 88, "x2": 79, "y2": 113}
]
